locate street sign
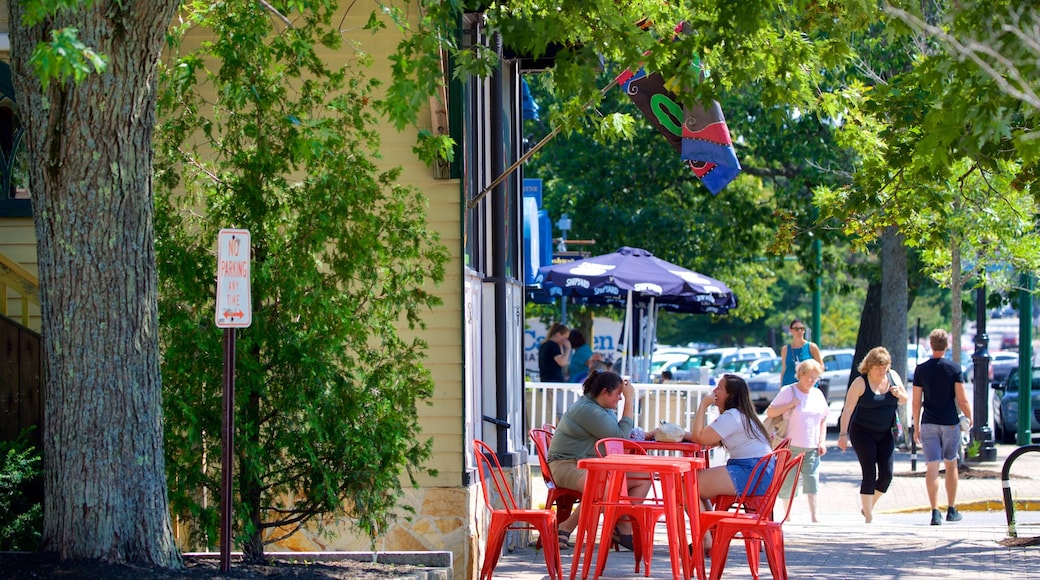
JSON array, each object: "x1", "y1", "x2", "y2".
[{"x1": 215, "y1": 229, "x2": 252, "y2": 328}]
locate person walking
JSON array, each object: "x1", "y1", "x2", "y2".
[
  {"x1": 778, "y1": 319, "x2": 823, "y2": 389},
  {"x1": 837, "y1": 346, "x2": 909, "y2": 523},
  {"x1": 765, "y1": 359, "x2": 828, "y2": 522},
  {"x1": 538, "y1": 323, "x2": 572, "y2": 382},
  {"x1": 912, "y1": 328, "x2": 972, "y2": 525}
]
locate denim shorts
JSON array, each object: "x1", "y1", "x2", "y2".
[
  {"x1": 726, "y1": 456, "x2": 774, "y2": 496},
  {"x1": 920, "y1": 423, "x2": 961, "y2": 462}
]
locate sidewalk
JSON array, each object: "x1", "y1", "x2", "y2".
[{"x1": 493, "y1": 437, "x2": 1040, "y2": 579}]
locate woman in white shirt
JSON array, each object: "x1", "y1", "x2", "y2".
[
  {"x1": 662, "y1": 374, "x2": 773, "y2": 553},
  {"x1": 765, "y1": 359, "x2": 828, "y2": 522}
]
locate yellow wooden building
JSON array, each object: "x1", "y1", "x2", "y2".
[{"x1": 0, "y1": 4, "x2": 537, "y2": 579}]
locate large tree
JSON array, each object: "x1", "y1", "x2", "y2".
[{"x1": 9, "y1": 0, "x2": 180, "y2": 566}]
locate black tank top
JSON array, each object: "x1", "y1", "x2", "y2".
[{"x1": 852, "y1": 372, "x2": 898, "y2": 431}]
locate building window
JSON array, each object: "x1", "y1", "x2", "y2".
[{"x1": 0, "y1": 61, "x2": 31, "y2": 217}]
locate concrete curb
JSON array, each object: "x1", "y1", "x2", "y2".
[{"x1": 182, "y1": 551, "x2": 454, "y2": 579}]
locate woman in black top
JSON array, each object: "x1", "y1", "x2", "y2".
[{"x1": 837, "y1": 346, "x2": 909, "y2": 523}]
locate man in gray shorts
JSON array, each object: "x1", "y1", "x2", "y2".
[{"x1": 911, "y1": 329, "x2": 973, "y2": 525}]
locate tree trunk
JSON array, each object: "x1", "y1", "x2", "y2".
[
  {"x1": 10, "y1": 1, "x2": 181, "y2": 566},
  {"x1": 851, "y1": 281, "x2": 883, "y2": 386},
  {"x1": 882, "y1": 226, "x2": 909, "y2": 382},
  {"x1": 882, "y1": 226, "x2": 910, "y2": 446}
]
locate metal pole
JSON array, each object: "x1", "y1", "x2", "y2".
[
  {"x1": 970, "y1": 284, "x2": 997, "y2": 461},
  {"x1": 220, "y1": 328, "x2": 236, "y2": 572},
  {"x1": 1018, "y1": 272, "x2": 1034, "y2": 445},
  {"x1": 812, "y1": 236, "x2": 821, "y2": 345}
]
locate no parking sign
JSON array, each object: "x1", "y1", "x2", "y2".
[{"x1": 215, "y1": 229, "x2": 251, "y2": 328}]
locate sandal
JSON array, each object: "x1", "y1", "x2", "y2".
[
  {"x1": 557, "y1": 527, "x2": 572, "y2": 548},
  {"x1": 612, "y1": 528, "x2": 635, "y2": 551}
]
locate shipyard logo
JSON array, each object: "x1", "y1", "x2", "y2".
[
  {"x1": 674, "y1": 270, "x2": 723, "y2": 294},
  {"x1": 565, "y1": 277, "x2": 591, "y2": 290},
  {"x1": 633, "y1": 282, "x2": 664, "y2": 295},
  {"x1": 594, "y1": 285, "x2": 622, "y2": 297},
  {"x1": 569, "y1": 262, "x2": 615, "y2": 276}
]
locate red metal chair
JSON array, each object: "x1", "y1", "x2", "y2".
[
  {"x1": 707, "y1": 451, "x2": 806, "y2": 580},
  {"x1": 474, "y1": 439, "x2": 562, "y2": 580},
  {"x1": 695, "y1": 447, "x2": 792, "y2": 573},
  {"x1": 712, "y1": 438, "x2": 789, "y2": 515},
  {"x1": 594, "y1": 437, "x2": 668, "y2": 576},
  {"x1": 529, "y1": 428, "x2": 582, "y2": 525}
]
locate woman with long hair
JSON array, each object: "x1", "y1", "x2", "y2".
[{"x1": 676, "y1": 374, "x2": 775, "y2": 504}]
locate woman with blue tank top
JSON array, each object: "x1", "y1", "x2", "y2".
[
  {"x1": 837, "y1": 346, "x2": 909, "y2": 523},
  {"x1": 779, "y1": 318, "x2": 822, "y2": 387}
]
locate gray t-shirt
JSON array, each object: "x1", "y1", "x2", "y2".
[{"x1": 547, "y1": 395, "x2": 634, "y2": 461}]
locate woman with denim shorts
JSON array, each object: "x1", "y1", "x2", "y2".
[{"x1": 658, "y1": 374, "x2": 773, "y2": 552}]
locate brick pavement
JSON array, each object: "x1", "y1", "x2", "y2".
[{"x1": 492, "y1": 436, "x2": 1040, "y2": 579}]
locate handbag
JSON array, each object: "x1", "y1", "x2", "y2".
[{"x1": 763, "y1": 412, "x2": 789, "y2": 448}]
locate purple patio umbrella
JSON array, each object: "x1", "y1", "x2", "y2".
[{"x1": 533, "y1": 247, "x2": 737, "y2": 378}]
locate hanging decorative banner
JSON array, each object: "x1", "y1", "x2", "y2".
[
  {"x1": 615, "y1": 67, "x2": 741, "y2": 194},
  {"x1": 680, "y1": 100, "x2": 741, "y2": 194}
]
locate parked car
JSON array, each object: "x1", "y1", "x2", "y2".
[
  {"x1": 907, "y1": 344, "x2": 928, "y2": 382},
  {"x1": 649, "y1": 348, "x2": 700, "y2": 380},
  {"x1": 816, "y1": 348, "x2": 856, "y2": 404},
  {"x1": 990, "y1": 351, "x2": 1020, "y2": 386},
  {"x1": 670, "y1": 346, "x2": 777, "y2": 382},
  {"x1": 991, "y1": 365, "x2": 1040, "y2": 443},
  {"x1": 747, "y1": 370, "x2": 782, "y2": 413},
  {"x1": 713, "y1": 356, "x2": 781, "y2": 379}
]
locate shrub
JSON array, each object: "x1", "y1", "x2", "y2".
[{"x1": 0, "y1": 429, "x2": 42, "y2": 551}]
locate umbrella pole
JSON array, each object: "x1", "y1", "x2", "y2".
[{"x1": 625, "y1": 290, "x2": 633, "y2": 378}]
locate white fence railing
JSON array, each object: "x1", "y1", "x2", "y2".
[{"x1": 525, "y1": 382, "x2": 716, "y2": 453}]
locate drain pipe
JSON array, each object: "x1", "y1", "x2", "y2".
[{"x1": 1001, "y1": 444, "x2": 1040, "y2": 537}]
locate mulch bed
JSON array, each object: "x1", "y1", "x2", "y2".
[
  {"x1": 998, "y1": 536, "x2": 1040, "y2": 547},
  {"x1": 896, "y1": 465, "x2": 1025, "y2": 479},
  {"x1": 0, "y1": 552, "x2": 420, "y2": 579}
]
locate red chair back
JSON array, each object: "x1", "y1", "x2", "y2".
[
  {"x1": 474, "y1": 439, "x2": 521, "y2": 512},
  {"x1": 714, "y1": 447, "x2": 790, "y2": 514},
  {"x1": 530, "y1": 428, "x2": 560, "y2": 486},
  {"x1": 529, "y1": 428, "x2": 582, "y2": 521},
  {"x1": 761, "y1": 451, "x2": 805, "y2": 524},
  {"x1": 594, "y1": 437, "x2": 649, "y2": 457}
]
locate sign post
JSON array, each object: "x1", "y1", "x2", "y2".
[{"x1": 215, "y1": 229, "x2": 251, "y2": 572}]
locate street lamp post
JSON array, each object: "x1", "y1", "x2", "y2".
[{"x1": 970, "y1": 284, "x2": 998, "y2": 461}]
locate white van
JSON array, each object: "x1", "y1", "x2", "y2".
[{"x1": 670, "y1": 346, "x2": 777, "y2": 383}]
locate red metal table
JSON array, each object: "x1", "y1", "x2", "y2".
[{"x1": 571, "y1": 454, "x2": 706, "y2": 580}]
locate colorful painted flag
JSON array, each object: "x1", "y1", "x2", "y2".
[{"x1": 616, "y1": 67, "x2": 741, "y2": 194}]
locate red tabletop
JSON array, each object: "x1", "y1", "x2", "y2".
[{"x1": 637, "y1": 439, "x2": 706, "y2": 457}]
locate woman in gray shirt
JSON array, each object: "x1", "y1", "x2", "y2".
[{"x1": 548, "y1": 370, "x2": 648, "y2": 549}]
